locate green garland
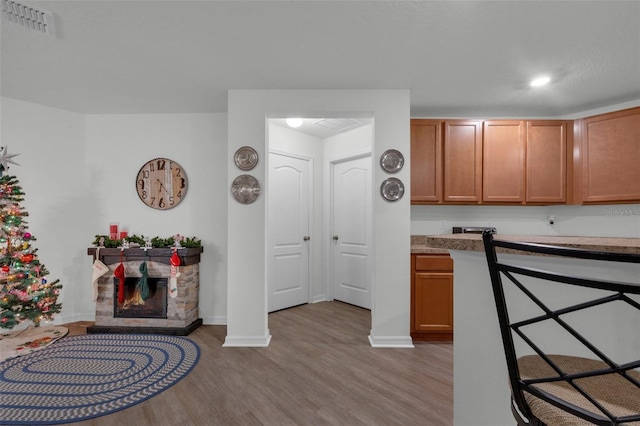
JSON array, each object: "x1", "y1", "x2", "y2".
[{"x1": 92, "y1": 234, "x2": 202, "y2": 248}]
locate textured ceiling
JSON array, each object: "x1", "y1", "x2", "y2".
[{"x1": 1, "y1": 1, "x2": 639, "y2": 118}]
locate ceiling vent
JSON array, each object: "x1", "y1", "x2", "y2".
[
  {"x1": 1, "y1": 0, "x2": 56, "y2": 36},
  {"x1": 313, "y1": 118, "x2": 363, "y2": 133}
]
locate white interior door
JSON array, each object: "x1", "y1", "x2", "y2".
[
  {"x1": 268, "y1": 153, "x2": 311, "y2": 312},
  {"x1": 332, "y1": 155, "x2": 372, "y2": 309}
]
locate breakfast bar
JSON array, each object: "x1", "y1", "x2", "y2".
[{"x1": 421, "y1": 233, "x2": 640, "y2": 426}]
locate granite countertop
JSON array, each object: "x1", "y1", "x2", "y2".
[
  {"x1": 421, "y1": 233, "x2": 640, "y2": 255},
  {"x1": 411, "y1": 235, "x2": 450, "y2": 254},
  {"x1": 411, "y1": 245, "x2": 450, "y2": 254}
]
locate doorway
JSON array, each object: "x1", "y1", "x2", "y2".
[{"x1": 267, "y1": 118, "x2": 373, "y2": 313}]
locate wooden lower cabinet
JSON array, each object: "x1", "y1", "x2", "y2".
[{"x1": 411, "y1": 254, "x2": 453, "y2": 341}]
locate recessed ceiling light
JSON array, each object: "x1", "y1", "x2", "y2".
[
  {"x1": 530, "y1": 76, "x2": 551, "y2": 87},
  {"x1": 285, "y1": 118, "x2": 303, "y2": 128}
]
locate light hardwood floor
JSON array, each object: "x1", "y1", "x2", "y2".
[{"x1": 65, "y1": 301, "x2": 453, "y2": 426}]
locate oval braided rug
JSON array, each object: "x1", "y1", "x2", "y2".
[{"x1": 0, "y1": 333, "x2": 200, "y2": 425}]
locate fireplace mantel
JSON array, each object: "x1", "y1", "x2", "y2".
[
  {"x1": 86, "y1": 246, "x2": 203, "y2": 336},
  {"x1": 87, "y1": 246, "x2": 203, "y2": 266}
]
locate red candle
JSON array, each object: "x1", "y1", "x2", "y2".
[{"x1": 109, "y1": 223, "x2": 118, "y2": 240}]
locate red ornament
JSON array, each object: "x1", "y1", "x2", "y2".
[
  {"x1": 20, "y1": 254, "x2": 34, "y2": 263},
  {"x1": 1, "y1": 265, "x2": 9, "y2": 273},
  {"x1": 24, "y1": 232, "x2": 32, "y2": 240}
]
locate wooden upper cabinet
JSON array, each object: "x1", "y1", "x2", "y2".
[
  {"x1": 410, "y1": 119, "x2": 442, "y2": 203},
  {"x1": 483, "y1": 121, "x2": 526, "y2": 203},
  {"x1": 580, "y1": 107, "x2": 640, "y2": 203},
  {"x1": 408, "y1": 108, "x2": 640, "y2": 206},
  {"x1": 443, "y1": 121, "x2": 483, "y2": 203},
  {"x1": 526, "y1": 121, "x2": 568, "y2": 203}
]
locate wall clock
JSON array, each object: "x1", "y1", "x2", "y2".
[{"x1": 136, "y1": 158, "x2": 188, "y2": 210}]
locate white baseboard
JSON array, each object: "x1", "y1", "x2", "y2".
[
  {"x1": 368, "y1": 332, "x2": 415, "y2": 348},
  {"x1": 53, "y1": 313, "x2": 95, "y2": 325},
  {"x1": 202, "y1": 316, "x2": 227, "y2": 325},
  {"x1": 223, "y1": 332, "x2": 272, "y2": 347}
]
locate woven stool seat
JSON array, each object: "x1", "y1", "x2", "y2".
[{"x1": 520, "y1": 355, "x2": 640, "y2": 425}]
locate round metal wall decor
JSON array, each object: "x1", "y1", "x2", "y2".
[
  {"x1": 380, "y1": 149, "x2": 404, "y2": 173},
  {"x1": 231, "y1": 174, "x2": 261, "y2": 204},
  {"x1": 380, "y1": 177, "x2": 405, "y2": 202},
  {"x1": 234, "y1": 146, "x2": 258, "y2": 171}
]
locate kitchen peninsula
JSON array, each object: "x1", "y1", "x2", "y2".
[{"x1": 420, "y1": 233, "x2": 640, "y2": 426}]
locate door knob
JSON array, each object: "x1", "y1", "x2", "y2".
[
  {"x1": 303, "y1": 236, "x2": 310, "y2": 241},
  {"x1": 333, "y1": 235, "x2": 339, "y2": 240}
]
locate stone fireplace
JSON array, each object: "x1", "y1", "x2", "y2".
[{"x1": 87, "y1": 247, "x2": 203, "y2": 335}]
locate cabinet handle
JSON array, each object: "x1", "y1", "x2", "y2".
[
  {"x1": 303, "y1": 236, "x2": 310, "y2": 241},
  {"x1": 333, "y1": 235, "x2": 339, "y2": 240}
]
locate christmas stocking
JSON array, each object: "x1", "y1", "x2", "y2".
[
  {"x1": 169, "y1": 252, "x2": 181, "y2": 298},
  {"x1": 114, "y1": 262, "x2": 126, "y2": 303},
  {"x1": 91, "y1": 259, "x2": 109, "y2": 301},
  {"x1": 138, "y1": 261, "x2": 149, "y2": 301}
]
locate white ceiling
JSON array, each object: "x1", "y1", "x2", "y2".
[
  {"x1": 2, "y1": 0, "x2": 639, "y2": 121},
  {"x1": 270, "y1": 117, "x2": 372, "y2": 139}
]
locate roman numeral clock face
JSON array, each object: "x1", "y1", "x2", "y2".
[{"x1": 136, "y1": 158, "x2": 188, "y2": 210}]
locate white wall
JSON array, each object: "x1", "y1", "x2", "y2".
[
  {"x1": 84, "y1": 113, "x2": 228, "y2": 325},
  {"x1": 411, "y1": 204, "x2": 640, "y2": 238},
  {"x1": 0, "y1": 98, "x2": 87, "y2": 323},
  {"x1": 226, "y1": 90, "x2": 411, "y2": 347},
  {"x1": 4, "y1": 93, "x2": 636, "y2": 332},
  {"x1": 1, "y1": 97, "x2": 229, "y2": 326},
  {"x1": 324, "y1": 124, "x2": 373, "y2": 156}
]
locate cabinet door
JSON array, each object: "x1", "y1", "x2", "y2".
[
  {"x1": 443, "y1": 120, "x2": 483, "y2": 203},
  {"x1": 483, "y1": 121, "x2": 525, "y2": 203},
  {"x1": 581, "y1": 107, "x2": 640, "y2": 203},
  {"x1": 414, "y1": 272, "x2": 453, "y2": 333},
  {"x1": 526, "y1": 121, "x2": 567, "y2": 203},
  {"x1": 410, "y1": 120, "x2": 442, "y2": 203}
]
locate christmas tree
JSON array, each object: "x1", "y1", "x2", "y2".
[{"x1": 0, "y1": 147, "x2": 62, "y2": 328}]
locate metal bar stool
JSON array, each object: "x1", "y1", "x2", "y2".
[{"x1": 482, "y1": 230, "x2": 640, "y2": 425}]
